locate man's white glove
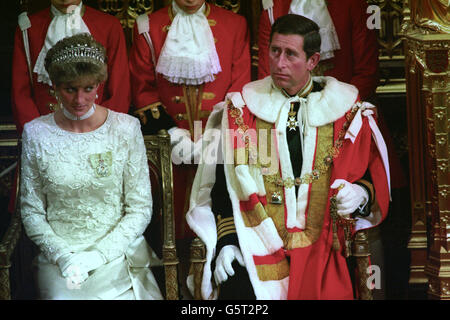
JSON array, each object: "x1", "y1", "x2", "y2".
[
  {"x1": 330, "y1": 179, "x2": 369, "y2": 216},
  {"x1": 57, "y1": 250, "x2": 106, "y2": 285},
  {"x1": 168, "y1": 127, "x2": 203, "y2": 164},
  {"x1": 214, "y1": 245, "x2": 245, "y2": 285}
]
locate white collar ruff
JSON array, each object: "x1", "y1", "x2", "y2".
[
  {"x1": 242, "y1": 76, "x2": 358, "y2": 127},
  {"x1": 33, "y1": 2, "x2": 91, "y2": 85},
  {"x1": 263, "y1": 0, "x2": 340, "y2": 61}
]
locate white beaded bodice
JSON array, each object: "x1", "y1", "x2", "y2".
[{"x1": 20, "y1": 111, "x2": 152, "y2": 264}]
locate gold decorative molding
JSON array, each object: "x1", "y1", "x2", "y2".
[
  {"x1": 208, "y1": 0, "x2": 240, "y2": 13},
  {"x1": 368, "y1": 0, "x2": 408, "y2": 93},
  {"x1": 410, "y1": 0, "x2": 450, "y2": 34},
  {"x1": 189, "y1": 237, "x2": 207, "y2": 300},
  {"x1": 404, "y1": 6, "x2": 450, "y2": 297},
  {"x1": 96, "y1": 0, "x2": 155, "y2": 46},
  {"x1": 144, "y1": 131, "x2": 179, "y2": 300}
]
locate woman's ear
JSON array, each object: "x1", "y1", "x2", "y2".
[{"x1": 307, "y1": 52, "x2": 321, "y2": 72}]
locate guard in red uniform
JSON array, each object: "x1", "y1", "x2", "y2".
[
  {"x1": 128, "y1": 0, "x2": 251, "y2": 239},
  {"x1": 12, "y1": 0, "x2": 130, "y2": 134}
]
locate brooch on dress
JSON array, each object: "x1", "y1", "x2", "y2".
[{"x1": 89, "y1": 151, "x2": 112, "y2": 177}]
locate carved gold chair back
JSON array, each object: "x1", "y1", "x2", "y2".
[
  {"x1": 143, "y1": 131, "x2": 178, "y2": 300},
  {"x1": 0, "y1": 127, "x2": 21, "y2": 300}
]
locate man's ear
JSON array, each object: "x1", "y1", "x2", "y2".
[{"x1": 307, "y1": 52, "x2": 321, "y2": 72}]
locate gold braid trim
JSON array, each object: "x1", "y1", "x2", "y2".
[
  {"x1": 255, "y1": 258, "x2": 290, "y2": 281},
  {"x1": 217, "y1": 216, "x2": 237, "y2": 241},
  {"x1": 134, "y1": 102, "x2": 163, "y2": 124}
]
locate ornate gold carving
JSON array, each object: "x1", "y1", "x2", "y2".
[
  {"x1": 96, "y1": 0, "x2": 155, "y2": 45},
  {"x1": 0, "y1": 133, "x2": 21, "y2": 300},
  {"x1": 189, "y1": 237, "x2": 207, "y2": 300},
  {"x1": 208, "y1": 0, "x2": 240, "y2": 13},
  {"x1": 410, "y1": 0, "x2": 450, "y2": 34},
  {"x1": 405, "y1": 12, "x2": 450, "y2": 297},
  {"x1": 369, "y1": 0, "x2": 407, "y2": 91},
  {"x1": 353, "y1": 230, "x2": 373, "y2": 300},
  {"x1": 144, "y1": 131, "x2": 179, "y2": 300}
]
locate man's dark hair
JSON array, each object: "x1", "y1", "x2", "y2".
[{"x1": 270, "y1": 14, "x2": 321, "y2": 59}]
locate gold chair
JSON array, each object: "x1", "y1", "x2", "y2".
[
  {"x1": 143, "y1": 130, "x2": 179, "y2": 300},
  {"x1": 0, "y1": 129, "x2": 178, "y2": 300},
  {"x1": 0, "y1": 127, "x2": 21, "y2": 300}
]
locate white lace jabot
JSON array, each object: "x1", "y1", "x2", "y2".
[
  {"x1": 288, "y1": 0, "x2": 340, "y2": 60},
  {"x1": 155, "y1": 1, "x2": 222, "y2": 85},
  {"x1": 262, "y1": 0, "x2": 340, "y2": 61},
  {"x1": 33, "y1": 1, "x2": 91, "y2": 85}
]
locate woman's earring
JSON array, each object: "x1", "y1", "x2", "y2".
[{"x1": 96, "y1": 94, "x2": 98, "y2": 100}]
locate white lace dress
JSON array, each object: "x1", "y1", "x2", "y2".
[{"x1": 20, "y1": 110, "x2": 163, "y2": 300}]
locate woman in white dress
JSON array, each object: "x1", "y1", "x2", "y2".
[{"x1": 20, "y1": 33, "x2": 163, "y2": 300}]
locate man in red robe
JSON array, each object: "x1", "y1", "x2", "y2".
[
  {"x1": 128, "y1": 0, "x2": 251, "y2": 239},
  {"x1": 12, "y1": 0, "x2": 130, "y2": 134},
  {"x1": 258, "y1": 0, "x2": 408, "y2": 299},
  {"x1": 186, "y1": 14, "x2": 390, "y2": 300}
]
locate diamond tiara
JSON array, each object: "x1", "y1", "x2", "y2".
[{"x1": 51, "y1": 43, "x2": 105, "y2": 66}]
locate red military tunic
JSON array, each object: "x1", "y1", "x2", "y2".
[
  {"x1": 129, "y1": 3, "x2": 251, "y2": 239},
  {"x1": 12, "y1": 5, "x2": 131, "y2": 133},
  {"x1": 258, "y1": 0, "x2": 379, "y2": 100},
  {"x1": 129, "y1": 3, "x2": 250, "y2": 128}
]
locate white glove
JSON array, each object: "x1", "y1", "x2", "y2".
[
  {"x1": 66, "y1": 250, "x2": 106, "y2": 275},
  {"x1": 58, "y1": 250, "x2": 106, "y2": 285},
  {"x1": 214, "y1": 245, "x2": 245, "y2": 285},
  {"x1": 330, "y1": 179, "x2": 369, "y2": 216},
  {"x1": 168, "y1": 127, "x2": 203, "y2": 164},
  {"x1": 56, "y1": 252, "x2": 88, "y2": 286}
]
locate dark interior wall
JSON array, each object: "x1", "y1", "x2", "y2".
[{"x1": 0, "y1": 1, "x2": 22, "y2": 121}]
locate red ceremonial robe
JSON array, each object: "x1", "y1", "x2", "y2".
[
  {"x1": 129, "y1": 3, "x2": 251, "y2": 239},
  {"x1": 287, "y1": 107, "x2": 390, "y2": 299},
  {"x1": 186, "y1": 76, "x2": 390, "y2": 299},
  {"x1": 11, "y1": 5, "x2": 131, "y2": 133}
]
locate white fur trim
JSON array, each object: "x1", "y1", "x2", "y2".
[
  {"x1": 274, "y1": 105, "x2": 301, "y2": 229},
  {"x1": 251, "y1": 165, "x2": 267, "y2": 196},
  {"x1": 252, "y1": 219, "x2": 284, "y2": 253},
  {"x1": 242, "y1": 76, "x2": 358, "y2": 127},
  {"x1": 235, "y1": 165, "x2": 259, "y2": 200},
  {"x1": 185, "y1": 106, "x2": 226, "y2": 300},
  {"x1": 226, "y1": 91, "x2": 246, "y2": 108},
  {"x1": 306, "y1": 77, "x2": 358, "y2": 127}
]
